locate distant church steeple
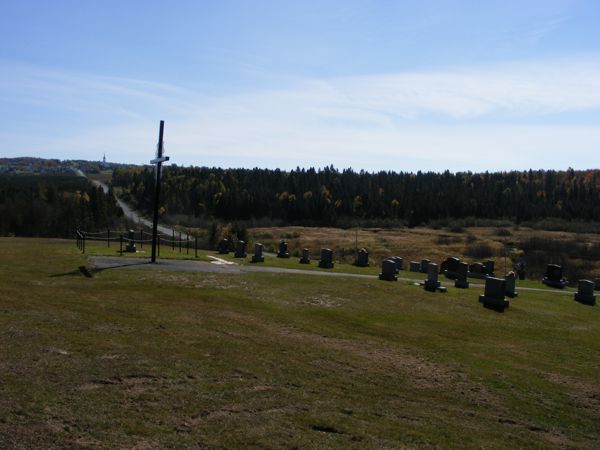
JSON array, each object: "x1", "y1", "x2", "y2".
[{"x1": 102, "y1": 153, "x2": 106, "y2": 164}]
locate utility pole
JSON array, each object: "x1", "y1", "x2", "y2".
[{"x1": 150, "y1": 120, "x2": 169, "y2": 263}]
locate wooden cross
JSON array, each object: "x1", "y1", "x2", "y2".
[{"x1": 150, "y1": 120, "x2": 169, "y2": 263}]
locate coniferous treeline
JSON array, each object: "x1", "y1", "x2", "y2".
[
  {"x1": 112, "y1": 166, "x2": 600, "y2": 226},
  {"x1": 0, "y1": 174, "x2": 123, "y2": 237}
]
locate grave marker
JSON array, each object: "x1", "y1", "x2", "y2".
[
  {"x1": 318, "y1": 248, "x2": 334, "y2": 269},
  {"x1": 505, "y1": 271, "x2": 518, "y2": 298},
  {"x1": 125, "y1": 229, "x2": 137, "y2": 253},
  {"x1": 454, "y1": 262, "x2": 470, "y2": 288},
  {"x1": 478, "y1": 277, "x2": 509, "y2": 312},
  {"x1": 299, "y1": 248, "x2": 310, "y2": 264},
  {"x1": 379, "y1": 259, "x2": 398, "y2": 281},
  {"x1": 251, "y1": 243, "x2": 264, "y2": 263},
  {"x1": 424, "y1": 263, "x2": 446, "y2": 292},
  {"x1": 542, "y1": 264, "x2": 568, "y2": 289},
  {"x1": 277, "y1": 240, "x2": 290, "y2": 258},
  {"x1": 420, "y1": 259, "x2": 431, "y2": 274},
  {"x1": 574, "y1": 280, "x2": 596, "y2": 306},
  {"x1": 217, "y1": 238, "x2": 229, "y2": 254},
  {"x1": 409, "y1": 261, "x2": 421, "y2": 272},
  {"x1": 355, "y1": 248, "x2": 369, "y2": 267},
  {"x1": 234, "y1": 240, "x2": 247, "y2": 258}
]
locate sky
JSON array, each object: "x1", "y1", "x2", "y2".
[{"x1": 1, "y1": 0, "x2": 600, "y2": 172}]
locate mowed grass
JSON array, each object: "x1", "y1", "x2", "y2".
[{"x1": 1, "y1": 238, "x2": 599, "y2": 449}]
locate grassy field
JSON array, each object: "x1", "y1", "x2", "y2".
[{"x1": 1, "y1": 237, "x2": 599, "y2": 448}]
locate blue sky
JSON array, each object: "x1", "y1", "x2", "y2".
[{"x1": 1, "y1": 0, "x2": 600, "y2": 171}]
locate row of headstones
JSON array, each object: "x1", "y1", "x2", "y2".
[
  {"x1": 217, "y1": 239, "x2": 335, "y2": 268},
  {"x1": 381, "y1": 258, "x2": 596, "y2": 311}
]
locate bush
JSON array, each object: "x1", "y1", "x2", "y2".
[
  {"x1": 465, "y1": 242, "x2": 494, "y2": 258},
  {"x1": 495, "y1": 228, "x2": 512, "y2": 237}
]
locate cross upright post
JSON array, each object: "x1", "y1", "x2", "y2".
[{"x1": 150, "y1": 120, "x2": 169, "y2": 263}]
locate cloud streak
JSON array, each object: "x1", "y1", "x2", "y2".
[{"x1": 2, "y1": 56, "x2": 600, "y2": 171}]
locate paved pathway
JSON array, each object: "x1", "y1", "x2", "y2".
[{"x1": 88, "y1": 256, "x2": 574, "y2": 296}]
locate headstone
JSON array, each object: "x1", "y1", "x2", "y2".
[
  {"x1": 277, "y1": 240, "x2": 290, "y2": 258},
  {"x1": 504, "y1": 271, "x2": 518, "y2": 298},
  {"x1": 355, "y1": 248, "x2": 369, "y2": 267},
  {"x1": 251, "y1": 243, "x2": 264, "y2": 263},
  {"x1": 442, "y1": 257, "x2": 460, "y2": 279},
  {"x1": 390, "y1": 256, "x2": 403, "y2": 272},
  {"x1": 420, "y1": 259, "x2": 431, "y2": 274},
  {"x1": 424, "y1": 263, "x2": 446, "y2": 292},
  {"x1": 483, "y1": 260, "x2": 495, "y2": 277},
  {"x1": 594, "y1": 278, "x2": 600, "y2": 291},
  {"x1": 542, "y1": 264, "x2": 567, "y2": 289},
  {"x1": 299, "y1": 248, "x2": 310, "y2": 264},
  {"x1": 409, "y1": 261, "x2": 421, "y2": 272},
  {"x1": 378, "y1": 259, "x2": 398, "y2": 281},
  {"x1": 217, "y1": 238, "x2": 229, "y2": 254},
  {"x1": 516, "y1": 261, "x2": 526, "y2": 280},
  {"x1": 125, "y1": 229, "x2": 137, "y2": 252},
  {"x1": 478, "y1": 277, "x2": 509, "y2": 312},
  {"x1": 318, "y1": 248, "x2": 334, "y2": 269},
  {"x1": 574, "y1": 280, "x2": 596, "y2": 306},
  {"x1": 468, "y1": 262, "x2": 487, "y2": 279},
  {"x1": 234, "y1": 240, "x2": 247, "y2": 258},
  {"x1": 454, "y1": 262, "x2": 470, "y2": 288}
]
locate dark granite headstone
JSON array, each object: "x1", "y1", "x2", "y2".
[
  {"x1": 574, "y1": 280, "x2": 596, "y2": 306},
  {"x1": 125, "y1": 229, "x2": 137, "y2": 252},
  {"x1": 217, "y1": 239, "x2": 229, "y2": 254},
  {"x1": 234, "y1": 240, "x2": 247, "y2": 258},
  {"x1": 542, "y1": 264, "x2": 567, "y2": 289},
  {"x1": 484, "y1": 260, "x2": 495, "y2": 276},
  {"x1": 390, "y1": 256, "x2": 403, "y2": 272},
  {"x1": 379, "y1": 259, "x2": 398, "y2": 281},
  {"x1": 409, "y1": 261, "x2": 421, "y2": 272},
  {"x1": 516, "y1": 262, "x2": 526, "y2": 280},
  {"x1": 504, "y1": 272, "x2": 518, "y2": 298},
  {"x1": 299, "y1": 248, "x2": 310, "y2": 264},
  {"x1": 318, "y1": 248, "x2": 334, "y2": 269},
  {"x1": 594, "y1": 279, "x2": 600, "y2": 291},
  {"x1": 442, "y1": 257, "x2": 460, "y2": 279},
  {"x1": 251, "y1": 243, "x2": 264, "y2": 263},
  {"x1": 454, "y1": 262, "x2": 470, "y2": 288},
  {"x1": 468, "y1": 262, "x2": 487, "y2": 279},
  {"x1": 355, "y1": 248, "x2": 369, "y2": 267},
  {"x1": 479, "y1": 277, "x2": 509, "y2": 312},
  {"x1": 424, "y1": 263, "x2": 446, "y2": 292},
  {"x1": 420, "y1": 259, "x2": 431, "y2": 274},
  {"x1": 277, "y1": 240, "x2": 290, "y2": 258}
]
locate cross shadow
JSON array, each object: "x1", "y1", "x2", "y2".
[{"x1": 50, "y1": 261, "x2": 152, "y2": 278}]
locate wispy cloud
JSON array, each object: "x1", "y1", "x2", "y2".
[{"x1": 2, "y1": 56, "x2": 600, "y2": 171}]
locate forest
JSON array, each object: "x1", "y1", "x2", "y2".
[
  {"x1": 0, "y1": 174, "x2": 123, "y2": 237},
  {"x1": 111, "y1": 166, "x2": 600, "y2": 227}
]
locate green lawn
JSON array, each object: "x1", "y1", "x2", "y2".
[{"x1": 1, "y1": 237, "x2": 598, "y2": 448}]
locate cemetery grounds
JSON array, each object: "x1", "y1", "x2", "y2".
[{"x1": 1, "y1": 236, "x2": 599, "y2": 448}]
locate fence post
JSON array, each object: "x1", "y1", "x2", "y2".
[
  {"x1": 186, "y1": 235, "x2": 189, "y2": 255},
  {"x1": 120, "y1": 234, "x2": 123, "y2": 256},
  {"x1": 158, "y1": 234, "x2": 161, "y2": 257},
  {"x1": 195, "y1": 236, "x2": 198, "y2": 258},
  {"x1": 140, "y1": 229, "x2": 143, "y2": 249},
  {"x1": 179, "y1": 231, "x2": 182, "y2": 253},
  {"x1": 82, "y1": 234, "x2": 86, "y2": 254},
  {"x1": 172, "y1": 230, "x2": 175, "y2": 250},
  {"x1": 107, "y1": 228, "x2": 110, "y2": 248}
]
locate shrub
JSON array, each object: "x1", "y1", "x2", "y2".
[{"x1": 465, "y1": 242, "x2": 494, "y2": 258}]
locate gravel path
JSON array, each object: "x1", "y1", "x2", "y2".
[{"x1": 88, "y1": 256, "x2": 574, "y2": 296}]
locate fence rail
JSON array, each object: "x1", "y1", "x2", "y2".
[{"x1": 75, "y1": 227, "x2": 199, "y2": 258}]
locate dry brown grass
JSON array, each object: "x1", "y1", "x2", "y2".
[{"x1": 250, "y1": 225, "x2": 600, "y2": 276}]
